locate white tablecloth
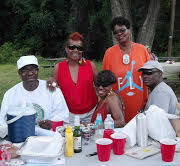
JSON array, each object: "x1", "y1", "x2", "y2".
[
  {"x1": 65, "y1": 141, "x2": 180, "y2": 166},
  {"x1": 1, "y1": 136, "x2": 180, "y2": 166}
]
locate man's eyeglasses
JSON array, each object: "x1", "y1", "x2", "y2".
[
  {"x1": 142, "y1": 70, "x2": 159, "y2": 75},
  {"x1": 20, "y1": 68, "x2": 38, "y2": 74},
  {"x1": 68, "y1": 45, "x2": 83, "y2": 51},
  {"x1": 113, "y1": 28, "x2": 127, "y2": 35}
]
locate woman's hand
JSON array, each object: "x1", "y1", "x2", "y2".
[
  {"x1": 46, "y1": 77, "x2": 58, "y2": 91},
  {"x1": 38, "y1": 120, "x2": 52, "y2": 130}
]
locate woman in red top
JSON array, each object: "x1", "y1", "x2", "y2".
[
  {"x1": 47, "y1": 32, "x2": 98, "y2": 123},
  {"x1": 91, "y1": 70, "x2": 125, "y2": 128}
]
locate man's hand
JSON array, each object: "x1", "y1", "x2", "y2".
[
  {"x1": 172, "y1": 118, "x2": 180, "y2": 137},
  {"x1": 7, "y1": 145, "x2": 19, "y2": 159},
  {"x1": 38, "y1": 120, "x2": 52, "y2": 130}
]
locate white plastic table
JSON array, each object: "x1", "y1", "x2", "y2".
[{"x1": 160, "y1": 62, "x2": 180, "y2": 78}]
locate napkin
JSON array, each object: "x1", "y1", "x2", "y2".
[
  {"x1": 125, "y1": 145, "x2": 160, "y2": 159},
  {"x1": 121, "y1": 116, "x2": 137, "y2": 148}
]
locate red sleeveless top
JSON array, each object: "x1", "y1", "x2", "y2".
[
  {"x1": 58, "y1": 60, "x2": 98, "y2": 114},
  {"x1": 91, "y1": 101, "x2": 108, "y2": 123}
]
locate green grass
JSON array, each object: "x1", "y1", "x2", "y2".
[
  {"x1": 1, "y1": 60, "x2": 180, "y2": 107},
  {"x1": 0, "y1": 60, "x2": 102, "y2": 105}
]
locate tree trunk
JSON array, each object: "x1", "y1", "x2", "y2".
[
  {"x1": 71, "y1": 3, "x2": 89, "y2": 53},
  {"x1": 110, "y1": 0, "x2": 133, "y2": 45},
  {"x1": 71, "y1": 5, "x2": 88, "y2": 35},
  {"x1": 136, "y1": 0, "x2": 161, "y2": 46}
]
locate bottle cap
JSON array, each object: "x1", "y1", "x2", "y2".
[
  {"x1": 138, "y1": 109, "x2": 144, "y2": 113},
  {"x1": 66, "y1": 126, "x2": 72, "y2": 133}
]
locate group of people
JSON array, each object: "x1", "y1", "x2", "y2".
[{"x1": 0, "y1": 16, "x2": 179, "y2": 138}]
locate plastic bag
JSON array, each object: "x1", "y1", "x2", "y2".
[{"x1": 145, "y1": 105, "x2": 179, "y2": 141}]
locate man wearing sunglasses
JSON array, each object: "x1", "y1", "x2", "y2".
[{"x1": 138, "y1": 60, "x2": 178, "y2": 115}]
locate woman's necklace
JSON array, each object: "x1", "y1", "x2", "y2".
[{"x1": 119, "y1": 42, "x2": 133, "y2": 65}]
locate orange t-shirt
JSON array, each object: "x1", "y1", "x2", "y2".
[{"x1": 103, "y1": 42, "x2": 150, "y2": 123}]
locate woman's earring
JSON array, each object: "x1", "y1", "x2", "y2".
[{"x1": 79, "y1": 57, "x2": 86, "y2": 65}]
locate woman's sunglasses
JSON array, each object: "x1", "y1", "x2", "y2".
[
  {"x1": 68, "y1": 45, "x2": 83, "y2": 51},
  {"x1": 95, "y1": 82, "x2": 110, "y2": 88}
]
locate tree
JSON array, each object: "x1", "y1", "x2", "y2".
[{"x1": 110, "y1": 0, "x2": 161, "y2": 46}]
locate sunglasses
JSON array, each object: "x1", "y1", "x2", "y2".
[
  {"x1": 113, "y1": 28, "x2": 127, "y2": 35},
  {"x1": 142, "y1": 70, "x2": 159, "y2": 75},
  {"x1": 68, "y1": 45, "x2": 83, "y2": 51},
  {"x1": 95, "y1": 82, "x2": 110, "y2": 88}
]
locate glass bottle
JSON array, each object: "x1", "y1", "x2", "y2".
[{"x1": 73, "y1": 116, "x2": 82, "y2": 153}]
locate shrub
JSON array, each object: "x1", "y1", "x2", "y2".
[
  {"x1": 0, "y1": 42, "x2": 31, "y2": 64},
  {"x1": 0, "y1": 42, "x2": 16, "y2": 63}
]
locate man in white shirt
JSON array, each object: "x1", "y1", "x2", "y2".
[{"x1": 0, "y1": 55, "x2": 69, "y2": 138}]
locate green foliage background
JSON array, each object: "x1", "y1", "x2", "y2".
[{"x1": 0, "y1": 0, "x2": 179, "y2": 63}]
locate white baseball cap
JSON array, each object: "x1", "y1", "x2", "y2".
[
  {"x1": 17, "y1": 55, "x2": 39, "y2": 70},
  {"x1": 138, "y1": 60, "x2": 163, "y2": 73}
]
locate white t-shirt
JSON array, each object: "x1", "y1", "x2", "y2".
[{"x1": 0, "y1": 80, "x2": 69, "y2": 126}]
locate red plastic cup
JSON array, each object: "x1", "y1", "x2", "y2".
[
  {"x1": 111, "y1": 132, "x2": 126, "y2": 155},
  {"x1": 0, "y1": 150, "x2": 3, "y2": 160},
  {"x1": 103, "y1": 129, "x2": 114, "y2": 139},
  {"x1": 103, "y1": 129, "x2": 114, "y2": 149},
  {"x1": 51, "y1": 121, "x2": 63, "y2": 131},
  {"x1": 160, "y1": 138, "x2": 177, "y2": 162},
  {"x1": 96, "y1": 138, "x2": 112, "y2": 162}
]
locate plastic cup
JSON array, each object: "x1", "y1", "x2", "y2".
[
  {"x1": 103, "y1": 129, "x2": 114, "y2": 139},
  {"x1": 96, "y1": 138, "x2": 112, "y2": 162},
  {"x1": 111, "y1": 132, "x2": 126, "y2": 155},
  {"x1": 0, "y1": 150, "x2": 3, "y2": 160},
  {"x1": 51, "y1": 121, "x2": 63, "y2": 131},
  {"x1": 160, "y1": 138, "x2": 177, "y2": 162},
  {"x1": 103, "y1": 129, "x2": 114, "y2": 149}
]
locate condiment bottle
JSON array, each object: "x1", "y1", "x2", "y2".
[
  {"x1": 65, "y1": 126, "x2": 74, "y2": 157},
  {"x1": 73, "y1": 116, "x2": 82, "y2": 153}
]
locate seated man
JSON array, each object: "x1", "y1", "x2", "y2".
[
  {"x1": 138, "y1": 60, "x2": 180, "y2": 136},
  {"x1": 0, "y1": 55, "x2": 69, "y2": 138}
]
